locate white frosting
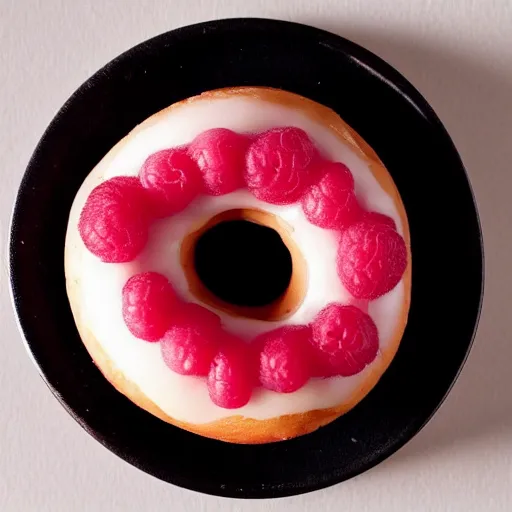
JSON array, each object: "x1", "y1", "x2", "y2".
[{"x1": 65, "y1": 95, "x2": 405, "y2": 424}]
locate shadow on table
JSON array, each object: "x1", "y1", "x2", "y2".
[{"x1": 302, "y1": 20, "x2": 512, "y2": 464}]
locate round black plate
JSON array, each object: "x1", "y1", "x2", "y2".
[{"x1": 9, "y1": 19, "x2": 483, "y2": 498}]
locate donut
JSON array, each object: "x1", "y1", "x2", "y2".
[{"x1": 65, "y1": 87, "x2": 411, "y2": 444}]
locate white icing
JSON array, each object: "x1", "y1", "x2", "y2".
[{"x1": 65, "y1": 95, "x2": 405, "y2": 424}]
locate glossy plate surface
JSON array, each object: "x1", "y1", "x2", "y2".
[{"x1": 9, "y1": 19, "x2": 483, "y2": 498}]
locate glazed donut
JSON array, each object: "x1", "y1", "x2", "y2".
[{"x1": 65, "y1": 87, "x2": 411, "y2": 444}]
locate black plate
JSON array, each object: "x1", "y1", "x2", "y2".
[{"x1": 9, "y1": 19, "x2": 483, "y2": 498}]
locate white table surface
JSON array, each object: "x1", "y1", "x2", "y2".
[{"x1": 1, "y1": 1, "x2": 511, "y2": 510}]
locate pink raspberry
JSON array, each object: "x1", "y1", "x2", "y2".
[
  {"x1": 139, "y1": 148, "x2": 202, "y2": 217},
  {"x1": 122, "y1": 272, "x2": 177, "y2": 342},
  {"x1": 245, "y1": 127, "x2": 319, "y2": 204},
  {"x1": 337, "y1": 216, "x2": 407, "y2": 299},
  {"x1": 311, "y1": 304, "x2": 379, "y2": 377},
  {"x1": 362, "y1": 211, "x2": 396, "y2": 230},
  {"x1": 160, "y1": 303, "x2": 221, "y2": 376},
  {"x1": 302, "y1": 162, "x2": 362, "y2": 229},
  {"x1": 207, "y1": 337, "x2": 254, "y2": 409},
  {"x1": 78, "y1": 177, "x2": 150, "y2": 262},
  {"x1": 188, "y1": 128, "x2": 248, "y2": 195},
  {"x1": 254, "y1": 326, "x2": 312, "y2": 393}
]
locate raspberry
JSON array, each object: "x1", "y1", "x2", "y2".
[
  {"x1": 207, "y1": 337, "x2": 254, "y2": 409},
  {"x1": 254, "y1": 326, "x2": 312, "y2": 393},
  {"x1": 161, "y1": 303, "x2": 221, "y2": 376},
  {"x1": 245, "y1": 127, "x2": 319, "y2": 204},
  {"x1": 302, "y1": 162, "x2": 362, "y2": 229},
  {"x1": 362, "y1": 211, "x2": 396, "y2": 230},
  {"x1": 122, "y1": 272, "x2": 177, "y2": 341},
  {"x1": 78, "y1": 177, "x2": 150, "y2": 262},
  {"x1": 188, "y1": 128, "x2": 248, "y2": 195},
  {"x1": 311, "y1": 304, "x2": 379, "y2": 377},
  {"x1": 337, "y1": 217, "x2": 407, "y2": 299},
  {"x1": 139, "y1": 148, "x2": 202, "y2": 217}
]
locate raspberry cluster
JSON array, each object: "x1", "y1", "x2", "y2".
[
  {"x1": 78, "y1": 127, "x2": 408, "y2": 408},
  {"x1": 122, "y1": 272, "x2": 379, "y2": 408}
]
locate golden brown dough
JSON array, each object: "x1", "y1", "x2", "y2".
[{"x1": 65, "y1": 87, "x2": 411, "y2": 443}]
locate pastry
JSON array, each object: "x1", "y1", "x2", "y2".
[{"x1": 65, "y1": 87, "x2": 411, "y2": 443}]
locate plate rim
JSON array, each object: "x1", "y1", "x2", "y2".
[{"x1": 9, "y1": 18, "x2": 484, "y2": 499}]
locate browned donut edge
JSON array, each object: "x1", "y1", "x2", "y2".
[{"x1": 65, "y1": 87, "x2": 412, "y2": 444}]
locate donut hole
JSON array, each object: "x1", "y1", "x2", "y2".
[
  {"x1": 180, "y1": 209, "x2": 307, "y2": 321},
  {"x1": 194, "y1": 220, "x2": 292, "y2": 307}
]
